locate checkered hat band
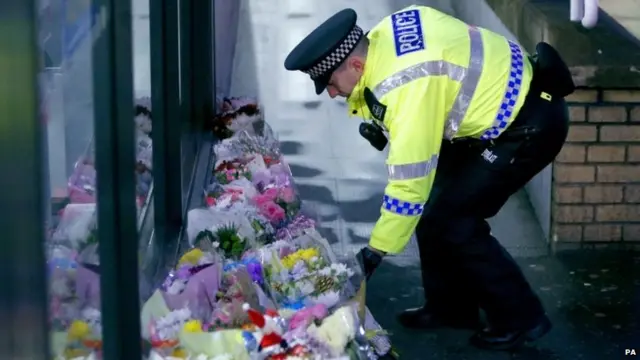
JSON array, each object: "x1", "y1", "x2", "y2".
[{"x1": 304, "y1": 25, "x2": 364, "y2": 79}]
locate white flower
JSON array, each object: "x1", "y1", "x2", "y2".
[
  {"x1": 307, "y1": 306, "x2": 356, "y2": 356},
  {"x1": 330, "y1": 263, "x2": 348, "y2": 273},
  {"x1": 166, "y1": 279, "x2": 186, "y2": 295},
  {"x1": 50, "y1": 277, "x2": 70, "y2": 297},
  {"x1": 317, "y1": 266, "x2": 332, "y2": 277},
  {"x1": 176, "y1": 308, "x2": 192, "y2": 321},
  {"x1": 311, "y1": 290, "x2": 341, "y2": 309},
  {"x1": 296, "y1": 280, "x2": 315, "y2": 296},
  {"x1": 211, "y1": 354, "x2": 233, "y2": 360},
  {"x1": 198, "y1": 252, "x2": 216, "y2": 265},
  {"x1": 212, "y1": 241, "x2": 220, "y2": 249}
]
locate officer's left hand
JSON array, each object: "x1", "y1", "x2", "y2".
[{"x1": 356, "y1": 246, "x2": 385, "y2": 281}]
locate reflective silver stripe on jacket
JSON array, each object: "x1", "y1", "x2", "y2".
[
  {"x1": 387, "y1": 154, "x2": 438, "y2": 180},
  {"x1": 372, "y1": 26, "x2": 484, "y2": 140}
]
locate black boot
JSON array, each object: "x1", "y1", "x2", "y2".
[
  {"x1": 397, "y1": 306, "x2": 480, "y2": 330},
  {"x1": 469, "y1": 315, "x2": 552, "y2": 351}
]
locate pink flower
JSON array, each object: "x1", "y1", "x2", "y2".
[
  {"x1": 288, "y1": 304, "x2": 328, "y2": 330},
  {"x1": 263, "y1": 188, "x2": 278, "y2": 200},
  {"x1": 279, "y1": 187, "x2": 296, "y2": 203},
  {"x1": 206, "y1": 196, "x2": 216, "y2": 207},
  {"x1": 252, "y1": 194, "x2": 272, "y2": 207},
  {"x1": 259, "y1": 201, "x2": 285, "y2": 223}
]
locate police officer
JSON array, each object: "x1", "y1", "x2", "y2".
[{"x1": 284, "y1": 6, "x2": 574, "y2": 351}]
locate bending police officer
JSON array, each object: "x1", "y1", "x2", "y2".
[{"x1": 284, "y1": 6, "x2": 574, "y2": 351}]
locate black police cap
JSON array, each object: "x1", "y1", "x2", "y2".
[{"x1": 284, "y1": 8, "x2": 364, "y2": 95}]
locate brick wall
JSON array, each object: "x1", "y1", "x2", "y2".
[{"x1": 553, "y1": 89, "x2": 640, "y2": 244}]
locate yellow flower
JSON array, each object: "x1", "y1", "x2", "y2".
[
  {"x1": 183, "y1": 319, "x2": 203, "y2": 333},
  {"x1": 171, "y1": 347, "x2": 188, "y2": 358},
  {"x1": 282, "y1": 248, "x2": 320, "y2": 269},
  {"x1": 67, "y1": 320, "x2": 91, "y2": 341},
  {"x1": 299, "y1": 248, "x2": 319, "y2": 262},
  {"x1": 178, "y1": 248, "x2": 204, "y2": 267},
  {"x1": 281, "y1": 252, "x2": 301, "y2": 269}
]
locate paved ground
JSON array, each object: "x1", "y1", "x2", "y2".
[{"x1": 228, "y1": 0, "x2": 640, "y2": 358}]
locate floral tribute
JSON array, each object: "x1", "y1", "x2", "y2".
[{"x1": 46, "y1": 96, "x2": 396, "y2": 360}]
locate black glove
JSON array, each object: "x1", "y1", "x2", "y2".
[{"x1": 356, "y1": 247, "x2": 384, "y2": 281}]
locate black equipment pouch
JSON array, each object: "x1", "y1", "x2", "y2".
[
  {"x1": 531, "y1": 42, "x2": 575, "y2": 98},
  {"x1": 359, "y1": 122, "x2": 388, "y2": 151}
]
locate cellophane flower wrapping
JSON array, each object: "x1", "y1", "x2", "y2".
[
  {"x1": 158, "y1": 248, "x2": 223, "y2": 322},
  {"x1": 208, "y1": 96, "x2": 262, "y2": 139},
  {"x1": 67, "y1": 157, "x2": 97, "y2": 204},
  {"x1": 186, "y1": 207, "x2": 256, "y2": 259},
  {"x1": 48, "y1": 245, "x2": 80, "y2": 332},
  {"x1": 51, "y1": 203, "x2": 97, "y2": 251},
  {"x1": 257, "y1": 233, "x2": 363, "y2": 314}
]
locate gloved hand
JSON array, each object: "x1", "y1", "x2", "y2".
[{"x1": 356, "y1": 246, "x2": 385, "y2": 281}]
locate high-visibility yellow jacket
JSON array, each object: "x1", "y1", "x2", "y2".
[{"x1": 347, "y1": 5, "x2": 533, "y2": 254}]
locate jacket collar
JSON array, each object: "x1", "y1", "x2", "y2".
[{"x1": 346, "y1": 35, "x2": 376, "y2": 120}]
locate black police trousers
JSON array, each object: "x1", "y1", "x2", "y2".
[{"x1": 416, "y1": 86, "x2": 569, "y2": 330}]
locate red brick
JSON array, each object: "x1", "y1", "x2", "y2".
[
  {"x1": 583, "y1": 185, "x2": 623, "y2": 203},
  {"x1": 602, "y1": 90, "x2": 640, "y2": 103},
  {"x1": 567, "y1": 125, "x2": 597, "y2": 142},
  {"x1": 596, "y1": 165, "x2": 640, "y2": 183},
  {"x1": 566, "y1": 89, "x2": 599, "y2": 103},
  {"x1": 553, "y1": 164, "x2": 595, "y2": 183},
  {"x1": 553, "y1": 224, "x2": 583, "y2": 242},
  {"x1": 624, "y1": 185, "x2": 640, "y2": 203},
  {"x1": 631, "y1": 107, "x2": 640, "y2": 122},
  {"x1": 588, "y1": 106, "x2": 627, "y2": 123},
  {"x1": 623, "y1": 225, "x2": 640, "y2": 241},
  {"x1": 599, "y1": 125, "x2": 640, "y2": 142},
  {"x1": 583, "y1": 224, "x2": 622, "y2": 241},
  {"x1": 557, "y1": 145, "x2": 586, "y2": 163},
  {"x1": 628, "y1": 145, "x2": 640, "y2": 162},
  {"x1": 586, "y1": 145, "x2": 625, "y2": 162},
  {"x1": 595, "y1": 205, "x2": 640, "y2": 222},
  {"x1": 569, "y1": 106, "x2": 586, "y2": 122},
  {"x1": 554, "y1": 186, "x2": 583, "y2": 203},
  {"x1": 554, "y1": 205, "x2": 594, "y2": 223}
]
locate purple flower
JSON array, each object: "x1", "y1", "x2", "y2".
[
  {"x1": 246, "y1": 261, "x2": 264, "y2": 285},
  {"x1": 251, "y1": 170, "x2": 273, "y2": 189},
  {"x1": 176, "y1": 264, "x2": 193, "y2": 279}
]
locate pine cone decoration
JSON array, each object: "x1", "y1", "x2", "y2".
[{"x1": 314, "y1": 275, "x2": 336, "y2": 294}]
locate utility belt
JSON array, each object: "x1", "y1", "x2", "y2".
[{"x1": 451, "y1": 42, "x2": 575, "y2": 148}]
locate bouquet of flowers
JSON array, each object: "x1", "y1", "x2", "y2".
[
  {"x1": 213, "y1": 159, "x2": 252, "y2": 185},
  {"x1": 61, "y1": 308, "x2": 103, "y2": 359},
  {"x1": 260, "y1": 236, "x2": 358, "y2": 309},
  {"x1": 148, "y1": 308, "x2": 193, "y2": 358},
  {"x1": 208, "y1": 96, "x2": 262, "y2": 139},
  {"x1": 275, "y1": 215, "x2": 316, "y2": 241},
  {"x1": 48, "y1": 246, "x2": 80, "y2": 331},
  {"x1": 186, "y1": 207, "x2": 257, "y2": 250},
  {"x1": 194, "y1": 225, "x2": 248, "y2": 261},
  {"x1": 205, "y1": 178, "x2": 258, "y2": 209},
  {"x1": 67, "y1": 157, "x2": 97, "y2": 204},
  {"x1": 51, "y1": 203, "x2": 98, "y2": 252}
]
